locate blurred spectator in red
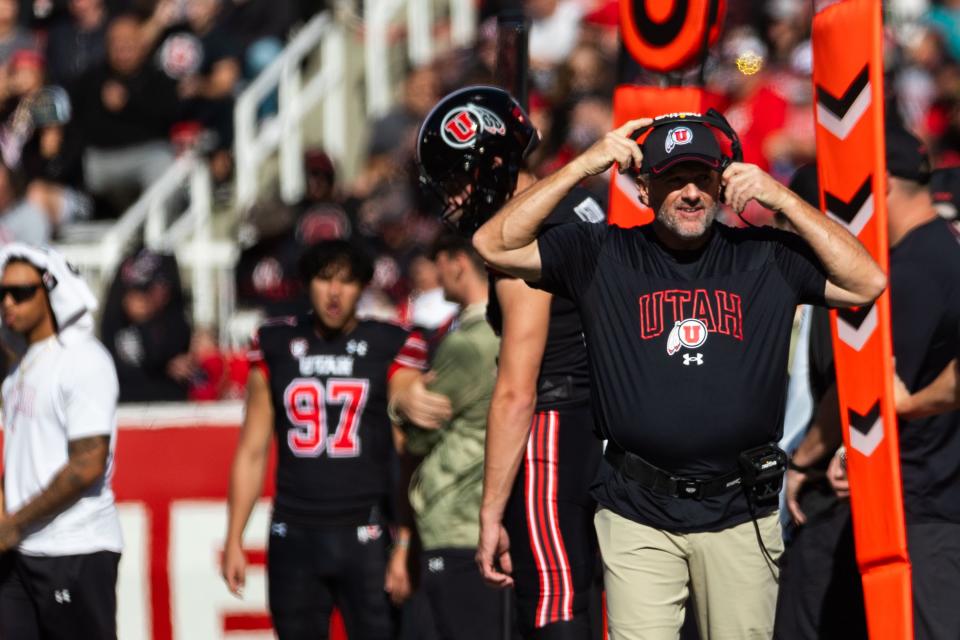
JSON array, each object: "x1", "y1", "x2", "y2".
[
  {"x1": 182, "y1": 327, "x2": 227, "y2": 401},
  {"x1": 762, "y1": 40, "x2": 816, "y2": 183},
  {"x1": 296, "y1": 148, "x2": 351, "y2": 244},
  {"x1": 0, "y1": 158, "x2": 48, "y2": 243},
  {"x1": 100, "y1": 248, "x2": 193, "y2": 403},
  {"x1": 714, "y1": 29, "x2": 788, "y2": 172},
  {"x1": 45, "y1": 0, "x2": 108, "y2": 86},
  {"x1": 0, "y1": 0, "x2": 37, "y2": 67},
  {"x1": 0, "y1": 50, "x2": 91, "y2": 230},
  {"x1": 147, "y1": 0, "x2": 241, "y2": 184},
  {"x1": 297, "y1": 148, "x2": 337, "y2": 210},
  {"x1": 70, "y1": 14, "x2": 179, "y2": 215}
]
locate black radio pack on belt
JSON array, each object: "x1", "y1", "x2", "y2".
[
  {"x1": 737, "y1": 444, "x2": 788, "y2": 508},
  {"x1": 605, "y1": 442, "x2": 787, "y2": 505}
]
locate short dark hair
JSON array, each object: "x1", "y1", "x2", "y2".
[
  {"x1": 430, "y1": 234, "x2": 486, "y2": 274},
  {"x1": 298, "y1": 240, "x2": 374, "y2": 286}
]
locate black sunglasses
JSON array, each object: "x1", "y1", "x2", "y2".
[{"x1": 0, "y1": 284, "x2": 41, "y2": 303}]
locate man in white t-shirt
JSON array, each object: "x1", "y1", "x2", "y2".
[{"x1": 0, "y1": 250, "x2": 122, "y2": 639}]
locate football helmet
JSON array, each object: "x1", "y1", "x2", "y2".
[{"x1": 416, "y1": 86, "x2": 540, "y2": 235}]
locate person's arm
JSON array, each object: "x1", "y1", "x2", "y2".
[
  {"x1": 196, "y1": 59, "x2": 241, "y2": 100},
  {"x1": 384, "y1": 523, "x2": 412, "y2": 605},
  {"x1": 388, "y1": 367, "x2": 452, "y2": 430},
  {"x1": 140, "y1": 0, "x2": 179, "y2": 51},
  {"x1": 477, "y1": 278, "x2": 551, "y2": 588},
  {"x1": 0, "y1": 435, "x2": 111, "y2": 550},
  {"x1": 786, "y1": 384, "x2": 842, "y2": 525},
  {"x1": 222, "y1": 367, "x2": 274, "y2": 597},
  {"x1": 895, "y1": 359, "x2": 960, "y2": 420},
  {"x1": 385, "y1": 428, "x2": 418, "y2": 606},
  {"x1": 721, "y1": 163, "x2": 887, "y2": 306},
  {"x1": 473, "y1": 118, "x2": 650, "y2": 281}
]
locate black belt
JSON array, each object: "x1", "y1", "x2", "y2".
[{"x1": 604, "y1": 446, "x2": 742, "y2": 500}]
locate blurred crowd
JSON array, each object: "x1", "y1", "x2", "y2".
[
  {"x1": 0, "y1": 0, "x2": 323, "y2": 249},
  {"x1": 1, "y1": 0, "x2": 956, "y2": 402}
]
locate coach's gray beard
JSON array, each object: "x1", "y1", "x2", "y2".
[{"x1": 657, "y1": 201, "x2": 718, "y2": 240}]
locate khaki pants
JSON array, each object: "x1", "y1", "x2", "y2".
[{"x1": 595, "y1": 507, "x2": 783, "y2": 640}]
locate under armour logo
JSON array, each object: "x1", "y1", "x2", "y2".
[
  {"x1": 428, "y1": 557, "x2": 444, "y2": 573},
  {"x1": 271, "y1": 522, "x2": 287, "y2": 538},
  {"x1": 683, "y1": 353, "x2": 704, "y2": 366},
  {"x1": 54, "y1": 589, "x2": 71, "y2": 604},
  {"x1": 346, "y1": 340, "x2": 368, "y2": 357}
]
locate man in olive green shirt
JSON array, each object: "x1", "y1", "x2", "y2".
[{"x1": 390, "y1": 235, "x2": 503, "y2": 640}]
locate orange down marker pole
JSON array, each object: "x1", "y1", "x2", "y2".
[{"x1": 812, "y1": 1, "x2": 913, "y2": 637}]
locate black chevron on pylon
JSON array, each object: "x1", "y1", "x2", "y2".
[
  {"x1": 816, "y1": 66, "x2": 870, "y2": 119},
  {"x1": 824, "y1": 176, "x2": 873, "y2": 226},
  {"x1": 848, "y1": 401, "x2": 881, "y2": 436},
  {"x1": 837, "y1": 302, "x2": 875, "y2": 330}
]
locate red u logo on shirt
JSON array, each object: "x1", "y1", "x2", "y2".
[{"x1": 638, "y1": 288, "x2": 743, "y2": 341}]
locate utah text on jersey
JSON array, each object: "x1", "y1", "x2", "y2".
[{"x1": 639, "y1": 288, "x2": 743, "y2": 341}]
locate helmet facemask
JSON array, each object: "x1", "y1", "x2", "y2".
[{"x1": 420, "y1": 151, "x2": 521, "y2": 236}]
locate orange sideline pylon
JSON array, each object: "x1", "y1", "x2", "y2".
[{"x1": 812, "y1": 1, "x2": 913, "y2": 637}]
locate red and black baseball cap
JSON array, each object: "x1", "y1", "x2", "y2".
[{"x1": 640, "y1": 122, "x2": 724, "y2": 176}]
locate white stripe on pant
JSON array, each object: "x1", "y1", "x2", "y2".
[{"x1": 524, "y1": 410, "x2": 575, "y2": 628}]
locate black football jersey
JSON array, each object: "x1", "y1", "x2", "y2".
[
  {"x1": 487, "y1": 187, "x2": 602, "y2": 409},
  {"x1": 251, "y1": 315, "x2": 408, "y2": 524}
]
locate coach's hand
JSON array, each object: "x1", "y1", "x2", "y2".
[
  {"x1": 827, "y1": 449, "x2": 850, "y2": 499},
  {"x1": 722, "y1": 163, "x2": 792, "y2": 214},
  {"x1": 0, "y1": 517, "x2": 21, "y2": 552},
  {"x1": 785, "y1": 468, "x2": 808, "y2": 526},
  {"x1": 476, "y1": 517, "x2": 513, "y2": 588},
  {"x1": 570, "y1": 118, "x2": 651, "y2": 177},
  {"x1": 222, "y1": 541, "x2": 247, "y2": 598}
]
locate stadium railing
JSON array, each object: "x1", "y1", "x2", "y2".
[{"x1": 56, "y1": 0, "x2": 477, "y2": 344}]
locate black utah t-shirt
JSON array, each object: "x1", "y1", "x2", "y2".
[
  {"x1": 535, "y1": 221, "x2": 827, "y2": 532},
  {"x1": 889, "y1": 218, "x2": 960, "y2": 525}
]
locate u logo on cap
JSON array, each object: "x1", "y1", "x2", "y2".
[{"x1": 666, "y1": 126, "x2": 693, "y2": 154}]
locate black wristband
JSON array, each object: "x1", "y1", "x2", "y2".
[{"x1": 788, "y1": 459, "x2": 812, "y2": 472}]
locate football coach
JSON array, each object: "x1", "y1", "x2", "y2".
[{"x1": 472, "y1": 115, "x2": 886, "y2": 639}]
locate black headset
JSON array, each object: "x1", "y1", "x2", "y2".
[{"x1": 630, "y1": 108, "x2": 743, "y2": 169}]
